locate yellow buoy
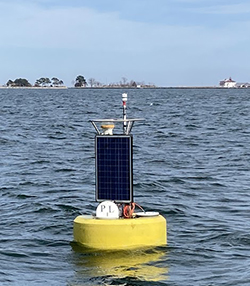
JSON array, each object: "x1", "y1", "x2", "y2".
[
  {"x1": 73, "y1": 94, "x2": 167, "y2": 250},
  {"x1": 73, "y1": 214, "x2": 167, "y2": 250}
]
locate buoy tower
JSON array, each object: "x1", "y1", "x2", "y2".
[{"x1": 73, "y1": 93, "x2": 167, "y2": 250}]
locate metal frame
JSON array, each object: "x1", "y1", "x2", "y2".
[{"x1": 90, "y1": 118, "x2": 144, "y2": 135}]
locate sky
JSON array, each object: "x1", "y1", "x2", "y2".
[{"x1": 0, "y1": 0, "x2": 250, "y2": 86}]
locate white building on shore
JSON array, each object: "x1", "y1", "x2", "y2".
[{"x1": 219, "y1": 77, "x2": 236, "y2": 88}]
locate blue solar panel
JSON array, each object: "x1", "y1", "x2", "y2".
[{"x1": 95, "y1": 135, "x2": 133, "y2": 203}]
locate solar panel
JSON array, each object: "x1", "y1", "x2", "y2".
[{"x1": 95, "y1": 135, "x2": 133, "y2": 203}]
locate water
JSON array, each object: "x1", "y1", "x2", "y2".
[{"x1": 1, "y1": 87, "x2": 250, "y2": 285}]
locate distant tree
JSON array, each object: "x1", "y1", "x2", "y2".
[
  {"x1": 88, "y1": 78, "x2": 96, "y2": 87},
  {"x1": 13, "y1": 78, "x2": 32, "y2": 87},
  {"x1": 35, "y1": 77, "x2": 45, "y2": 86},
  {"x1": 6, "y1": 79, "x2": 14, "y2": 87},
  {"x1": 40, "y1": 78, "x2": 46, "y2": 86},
  {"x1": 121, "y1": 77, "x2": 128, "y2": 86},
  {"x1": 50, "y1": 77, "x2": 64, "y2": 86},
  {"x1": 51, "y1": 77, "x2": 60, "y2": 86},
  {"x1": 34, "y1": 78, "x2": 42, "y2": 86},
  {"x1": 75, "y1": 75, "x2": 87, "y2": 87},
  {"x1": 44, "y1": 77, "x2": 51, "y2": 86},
  {"x1": 35, "y1": 77, "x2": 51, "y2": 87}
]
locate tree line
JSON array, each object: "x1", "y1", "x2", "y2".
[
  {"x1": 6, "y1": 77, "x2": 65, "y2": 87},
  {"x1": 75, "y1": 76, "x2": 155, "y2": 88},
  {"x1": 4, "y1": 75, "x2": 155, "y2": 88}
]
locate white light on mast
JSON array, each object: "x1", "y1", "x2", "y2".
[{"x1": 122, "y1": 93, "x2": 127, "y2": 134}]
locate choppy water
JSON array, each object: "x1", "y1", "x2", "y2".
[{"x1": 1, "y1": 88, "x2": 250, "y2": 285}]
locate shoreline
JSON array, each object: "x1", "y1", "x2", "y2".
[
  {"x1": 0, "y1": 86, "x2": 68, "y2": 89},
  {"x1": 0, "y1": 86, "x2": 248, "y2": 90}
]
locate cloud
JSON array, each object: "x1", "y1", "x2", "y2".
[
  {"x1": 0, "y1": 1, "x2": 243, "y2": 52},
  {"x1": 0, "y1": 2, "x2": 110, "y2": 49},
  {"x1": 192, "y1": 2, "x2": 250, "y2": 14}
]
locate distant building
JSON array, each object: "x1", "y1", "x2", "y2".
[
  {"x1": 235, "y1": 82, "x2": 250, "y2": 88},
  {"x1": 219, "y1": 77, "x2": 236, "y2": 88}
]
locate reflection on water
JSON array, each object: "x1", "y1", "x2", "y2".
[{"x1": 71, "y1": 243, "x2": 168, "y2": 284}]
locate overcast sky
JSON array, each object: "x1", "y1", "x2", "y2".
[{"x1": 0, "y1": 0, "x2": 250, "y2": 86}]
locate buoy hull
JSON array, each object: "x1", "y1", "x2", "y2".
[{"x1": 73, "y1": 215, "x2": 167, "y2": 250}]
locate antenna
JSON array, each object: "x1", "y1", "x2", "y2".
[
  {"x1": 89, "y1": 93, "x2": 143, "y2": 135},
  {"x1": 122, "y1": 93, "x2": 127, "y2": 134}
]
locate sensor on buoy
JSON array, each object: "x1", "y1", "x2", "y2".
[{"x1": 73, "y1": 93, "x2": 167, "y2": 250}]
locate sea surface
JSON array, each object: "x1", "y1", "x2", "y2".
[{"x1": 1, "y1": 88, "x2": 250, "y2": 285}]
